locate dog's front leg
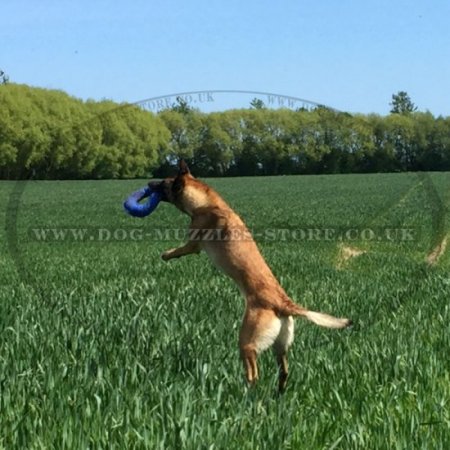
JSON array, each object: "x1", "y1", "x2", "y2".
[{"x1": 161, "y1": 241, "x2": 200, "y2": 261}]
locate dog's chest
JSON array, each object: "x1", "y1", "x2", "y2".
[{"x1": 202, "y1": 242, "x2": 232, "y2": 274}]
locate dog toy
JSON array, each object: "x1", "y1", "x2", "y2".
[{"x1": 123, "y1": 186, "x2": 161, "y2": 218}]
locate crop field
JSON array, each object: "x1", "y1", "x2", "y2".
[{"x1": 0, "y1": 173, "x2": 449, "y2": 449}]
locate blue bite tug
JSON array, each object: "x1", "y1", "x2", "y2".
[{"x1": 123, "y1": 186, "x2": 161, "y2": 218}]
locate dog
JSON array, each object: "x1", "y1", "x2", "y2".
[{"x1": 149, "y1": 160, "x2": 352, "y2": 392}]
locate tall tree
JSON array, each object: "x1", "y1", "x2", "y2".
[
  {"x1": 171, "y1": 96, "x2": 193, "y2": 115},
  {"x1": 0, "y1": 69, "x2": 9, "y2": 84},
  {"x1": 390, "y1": 91, "x2": 417, "y2": 114},
  {"x1": 250, "y1": 98, "x2": 265, "y2": 109}
]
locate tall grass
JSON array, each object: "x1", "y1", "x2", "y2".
[{"x1": 0, "y1": 173, "x2": 449, "y2": 449}]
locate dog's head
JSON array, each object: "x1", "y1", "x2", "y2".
[{"x1": 148, "y1": 160, "x2": 210, "y2": 216}]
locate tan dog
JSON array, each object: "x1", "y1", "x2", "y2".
[{"x1": 150, "y1": 160, "x2": 351, "y2": 392}]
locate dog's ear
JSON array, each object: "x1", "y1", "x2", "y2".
[{"x1": 178, "y1": 159, "x2": 190, "y2": 176}]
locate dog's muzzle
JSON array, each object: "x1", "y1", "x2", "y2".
[{"x1": 148, "y1": 180, "x2": 169, "y2": 202}]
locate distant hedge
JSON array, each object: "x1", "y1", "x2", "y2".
[{"x1": 1, "y1": 84, "x2": 449, "y2": 179}]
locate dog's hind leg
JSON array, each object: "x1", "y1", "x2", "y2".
[
  {"x1": 239, "y1": 308, "x2": 281, "y2": 386},
  {"x1": 275, "y1": 353, "x2": 289, "y2": 393},
  {"x1": 240, "y1": 346, "x2": 258, "y2": 385},
  {"x1": 272, "y1": 316, "x2": 294, "y2": 393}
]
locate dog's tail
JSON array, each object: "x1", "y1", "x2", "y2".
[{"x1": 279, "y1": 299, "x2": 352, "y2": 329}]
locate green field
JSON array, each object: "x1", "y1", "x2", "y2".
[{"x1": 1, "y1": 173, "x2": 449, "y2": 449}]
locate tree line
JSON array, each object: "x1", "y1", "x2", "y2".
[{"x1": 1, "y1": 83, "x2": 449, "y2": 179}]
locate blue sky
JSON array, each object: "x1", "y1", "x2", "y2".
[{"x1": 2, "y1": 0, "x2": 449, "y2": 115}]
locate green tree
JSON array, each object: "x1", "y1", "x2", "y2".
[
  {"x1": 191, "y1": 114, "x2": 234, "y2": 176},
  {"x1": 0, "y1": 69, "x2": 9, "y2": 84},
  {"x1": 171, "y1": 96, "x2": 193, "y2": 115},
  {"x1": 390, "y1": 91, "x2": 417, "y2": 114},
  {"x1": 0, "y1": 84, "x2": 171, "y2": 179},
  {"x1": 385, "y1": 113, "x2": 416, "y2": 170},
  {"x1": 158, "y1": 108, "x2": 203, "y2": 173},
  {"x1": 250, "y1": 98, "x2": 265, "y2": 109},
  {"x1": 416, "y1": 114, "x2": 450, "y2": 171}
]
